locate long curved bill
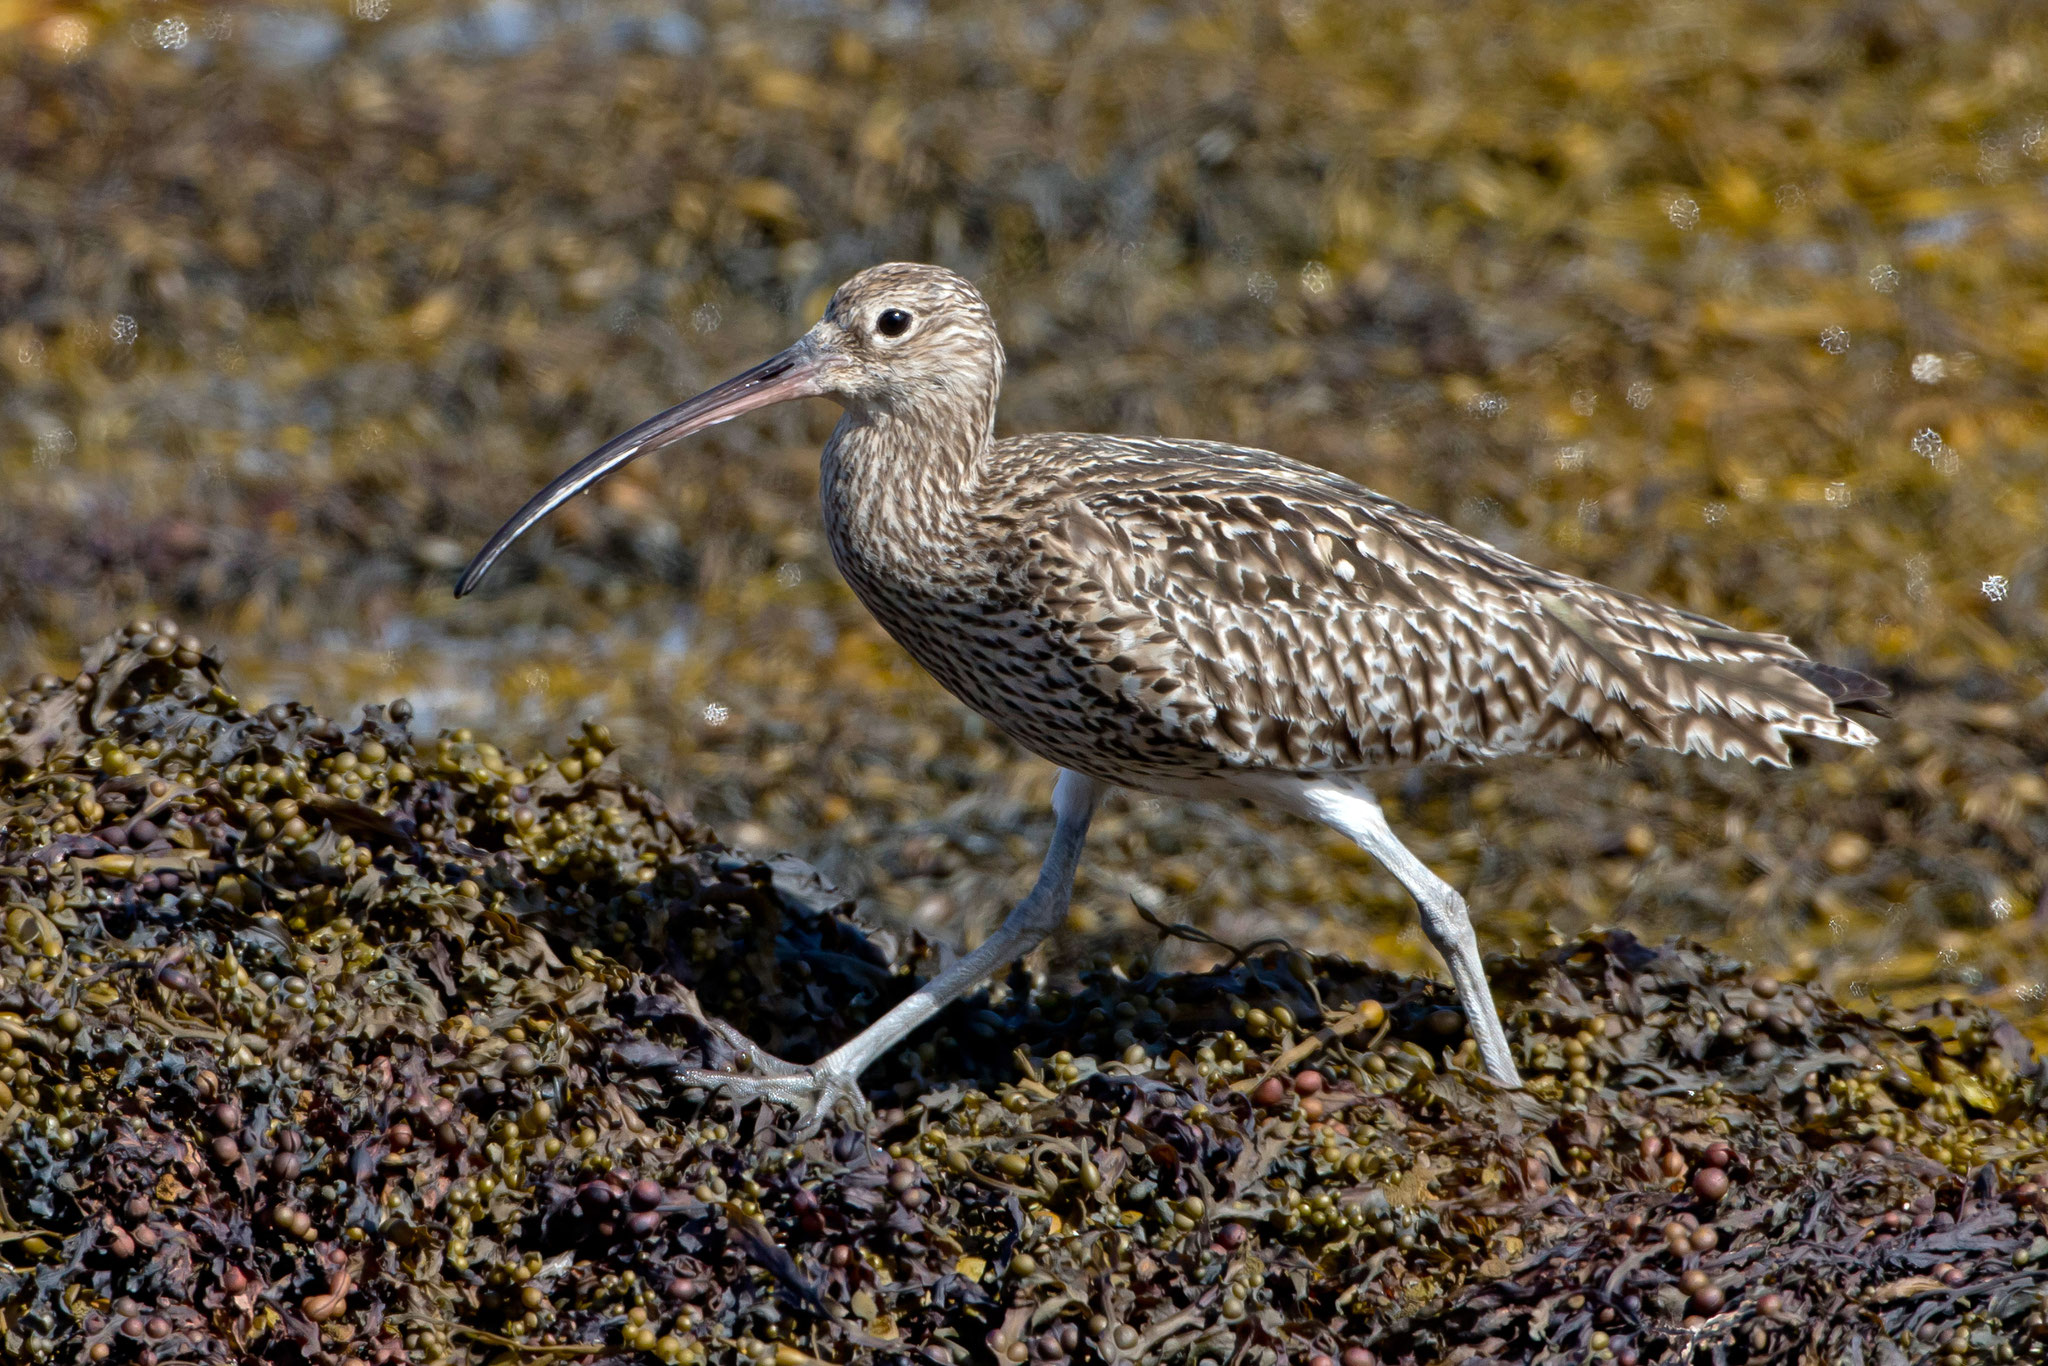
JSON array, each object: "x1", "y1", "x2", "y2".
[{"x1": 455, "y1": 343, "x2": 824, "y2": 597}]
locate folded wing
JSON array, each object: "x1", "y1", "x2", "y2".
[{"x1": 1021, "y1": 439, "x2": 1882, "y2": 771}]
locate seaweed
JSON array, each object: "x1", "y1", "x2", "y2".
[{"x1": 1, "y1": 631, "x2": 2044, "y2": 1366}]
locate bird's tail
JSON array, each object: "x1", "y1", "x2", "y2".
[
  {"x1": 1537, "y1": 593, "x2": 1888, "y2": 767},
  {"x1": 1780, "y1": 658, "x2": 1892, "y2": 717}
]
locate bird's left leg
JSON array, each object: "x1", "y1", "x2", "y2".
[
  {"x1": 1280, "y1": 776, "x2": 1523, "y2": 1087},
  {"x1": 676, "y1": 770, "x2": 1103, "y2": 1134}
]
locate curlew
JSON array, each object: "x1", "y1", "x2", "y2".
[{"x1": 459, "y1": 263, "x2": 1886, "y2": 1125}]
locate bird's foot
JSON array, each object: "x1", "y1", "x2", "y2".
[
  {"x1": 667, "y1": 986, "x2": 872, "y2": 1137},
  {"x1": 676, "y1": 1037, "x2": 870, "y2": 1139}
]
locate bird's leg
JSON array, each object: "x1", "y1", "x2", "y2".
[
  {"x1": 677, "y1": 770, "x2": 1102, "y2": 1134},
  {"x1": 1285, "y1": 777, "x2": 1523, "y2": 1087}
]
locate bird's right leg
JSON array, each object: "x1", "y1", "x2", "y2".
[
  {"x1": 675, "y1": 769, "x2": 1102, "y2": 1134},
  {"x1": 1280, "y1": 776, "x2": 1523, "y2": 1087}
]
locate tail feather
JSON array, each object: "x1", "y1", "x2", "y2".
[
  {"x1": 1537, "y1": 592, "x2": 1884, "y2": 767},
  {"x1": 1783, "y1": 659, "x2": 1892, "y2": 717}
]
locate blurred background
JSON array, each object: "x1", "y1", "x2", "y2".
[{"x1": 2, "y1": 0, "x2": 2045, "y2": 1037}]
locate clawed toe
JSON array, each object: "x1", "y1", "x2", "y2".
[
  {"x1": 677, "y1": 1058, "x2": 872, "y2": 1138},
  {"x1": 666, "y1": 986, "x2": 870, "y2": 1135}
]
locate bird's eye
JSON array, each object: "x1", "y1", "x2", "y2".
[{"x1": 875, "y1": 308, "x2": 913, "y2": 338}]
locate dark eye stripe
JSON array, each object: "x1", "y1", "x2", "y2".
[{"x1": 876, "y1": 308, "x2": 912, "y2": 337}]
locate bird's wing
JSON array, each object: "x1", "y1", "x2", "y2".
[{"x1": 1019, "y1": 439, "x2": 1879, "y2": 769}]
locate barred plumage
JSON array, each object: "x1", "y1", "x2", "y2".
[
  {"x1": 939, "y1": 434, "x2": 1879, "y2": 780},
  {"x1": 462, "y1": 261, "x2": 1887, "y2": 1121}
]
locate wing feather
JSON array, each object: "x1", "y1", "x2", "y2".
[{"x1": 1013, "y1": 436, "x2": 1882, "y2": 771}]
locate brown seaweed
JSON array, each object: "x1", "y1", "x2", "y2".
[{"x1": 1, "y1": 631, "x2": 2044, "y2": 1365}]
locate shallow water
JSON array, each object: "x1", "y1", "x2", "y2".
[{"x1": 3, "y1": 0, "x2": 2045, "y2": 1034}]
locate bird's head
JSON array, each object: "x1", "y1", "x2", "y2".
[
  {"x1": 456, "y1": 262, "x2": 1000, "y2": 597},
  {"x1": 807, "y1": 262, "x2": 1004, "y2": 415}
]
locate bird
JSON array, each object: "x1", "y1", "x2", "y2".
[{"x1": 458, "y1": 261, "x2": 1887, "y2": 1127}]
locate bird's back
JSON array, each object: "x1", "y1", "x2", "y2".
[{"x1": 919, "y1": 433, "x2": 1885, "y2": 786}]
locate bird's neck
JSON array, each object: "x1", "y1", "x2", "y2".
[{"x1": 820, "y1": 402, "x2": 993, "y2": 573}]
